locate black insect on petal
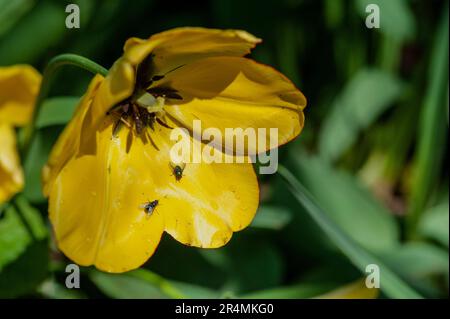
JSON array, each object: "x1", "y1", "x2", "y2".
[
  {"x1": 141, "y1": 199, "x2": 159, "y2": 216},
  {"x1": 170, "y1": 162, "x2": 186, "y2": 181},
  {"x1": 173, "y1": 165, "x2": 184, "y2": 181}
]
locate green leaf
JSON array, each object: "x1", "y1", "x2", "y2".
[
  {"x1": 90, "y1": 268, "x2": 218, "y2": 299},
  {"x1": 23, "y1": 128, "x2": 61, "y2": 202},
  {"x1": 0, "y1": 206, "x2": 31, "y2": 271},
  {"x1": 0, "y1": 197, "x2": 48, "y2": 298},
  {"x1": 0, "y1": 1, "x2": 67, "y2": 64},
  {"x1": 200, "y1": 236, "x2": 284, "y2": 294},
  {"x1": 319, "y1": 68, "x2": 403, "y2": 162},
  {"x1": 276, "y1": 20, "x2": 300, "y2": 85},
  {"x1": 379, "y1": 242, "x2": 449, "y2": 297},
  {"x1": 355, "y1": 0, "x2": 416, "y2": 41},
  {"x1": 314, "y1": 279, "x2": 378, "y2": 299},
  {"x1": 407, "y1": 7, "x2": 449, "y2": 235},
  {"x1": 250, "y1": 205, "x2": 292, "y2": 230},
  {"x1": 418, "y1": 201, "x2": 449, "y2": 247},
  {"x1": 324, "y1": 0, "x2": 344, "y2": 28},
  {"x1": 36, "y1": 96, "x2": 80, "y2": 128},
  {"x1": 0, "y1": 0, "x2": 35, "y2": 38},
  {"x1": 170, "y1": 281, "x2": 218, "y2": 299},
  {"x1": 14, "y1": 195, "x2": 47, "y2": 240},
  {"x1": 291, "y1": 150, "x2": 399, "y2": 252},
  {"x1": 241, "y1": 282, "x2": 333, "y2": 299},
  {"x1": 278, "y1": 165, "x2": 422, "y2": 299},
  {"x1": 0, "y1": 240, "x2": 49, "y2": 298},
  {"x1": 90, "y1": 270, "x2": 173, "y2": 299},
  {"x1": 148, "y1": 236, "x2": 227, "y2": 290},
  {"x1": 380, "y1": 242, "x2": 449, "y2": 279},
  {"x1": 38, "y1": 279, "x2": 86, "y2": 299}
]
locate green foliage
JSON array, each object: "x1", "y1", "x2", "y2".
[
  {"x1": 319, "y1": 69, "x2": 403, "y2": 162},
  {"x1": 355, "y1": 0, "x2": 416, "y2": 41},
  {"x1": 0, "y1": 1, "x2": 67, "y2": 64},
  {"x1": 23, "y1": 128, "x2": 61, "y2": 202},
  {"x1": 419, "y1": 200, "x2": 449, "y2": 247},
  {"x1": 0, "y1": 0, "x2": 448, "y2": 299},
  {"x1": 0, "y1": 196, "x2": 48, "y2": 298},
  {"x1": 291, "y1": 150, "x2": 399, "y2": 252},
  {"x1": 407, "y1": 7, "x2": 449, "y2": 234},
  {"x1": 0, "y1": 206, "x2": 31, "y2": 271},
  {"x1": 379, "y1": 242, "x2": 449, "y2": 297},
  {"x1": 0, "y1": 0, "x2": 35, "y2": 37},
  {"x1": 90, "y1": 270, "x2": 179, "y2": 299},
  {"x1": 250, "y1": 205, "x2": 292, "y2": 230},
  {"x1": 36, "y1": 96, "x2": 79, "y2": 128},
  {"x1": 242, "y1": 282, "x2": 333, "y2": 299},
  {"x1": 278, "y1": 165, "x2": 422, "y2": 299}
]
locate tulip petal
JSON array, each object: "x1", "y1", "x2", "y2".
[
  {"x1": 48, "y1": 114, "x2": 258, "y2": 271},
  {"x1": 0, "y1": 124, "x2": 24, "y2": 203},
  {"x1": 49, "y1": 118, "x2": 165, "y2": 273},
  {"x1": 87, "y1": 59, "x2": 136, "y2": 129},
  {"x1": 144, "y1": 119, "x2": 259, "y2": 248},
  {"x1": 162, "y1": 159, "x2": 259, "y2": 248},
  {"x1": 124, "y1": 27, "x2": 261, "y2": 75},
  {"x1": 0, "y1": 65, "x2": 41, "y2": 126},
  {"x1": 162, "y1": 56, "x2": 306, "y2": 154},
  {"x1": 89, "y1": 28, "x2": 261, "y2": 120},
  {"x1": 42, "y1": 75, "x2": 104, "y2": 197}
]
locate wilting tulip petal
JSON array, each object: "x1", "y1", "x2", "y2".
[
  {"x1": 161, "y1": 56, "x2": 306, "y2": 154},
  {"x1": 49, "y1": 114, "x2": 258, "y2": 272},
  {"x1": 124, "y1": 27, "x2": 261, "y2": 74},
  {"x1": 49, "y1": 117, "x2": 165, "y2": 272},
  {"x1": 42, "y1": 75, "x2": 104, "y2": 197},
  {"x1": 0, "y1": 65, "x2": 41, "y2": 126},
  {"x1": 0, "y1": 124, "x2": 24, "y2": 203}
]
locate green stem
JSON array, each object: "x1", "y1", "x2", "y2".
[{"x1": 20, "y1": 54, "x2": 108, "y2": 158}]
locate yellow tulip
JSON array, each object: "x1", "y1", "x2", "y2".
[
  {"x1": 0, "y1": 65, "x2": 41, "y2": 203},
  {"x1": 43, "y1": 27, "x2": 307, "y2": 273}
]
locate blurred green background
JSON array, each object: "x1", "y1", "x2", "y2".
[{"x1": 0, "y1": 0, "x2": 448, "y2": 299}]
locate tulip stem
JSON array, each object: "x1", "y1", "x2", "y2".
[{"x1": 20, "y1": 54, "x2": 108, "y2": 158}]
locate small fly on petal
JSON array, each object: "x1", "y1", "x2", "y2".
[
  {"x1": 170, "y1": 162, "x2": 186, "y2": 181},
  {"x1": 139, "y1": 199, "x2": 159, "y2": 218}
]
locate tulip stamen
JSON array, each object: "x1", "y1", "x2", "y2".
[
  {"x1": 155, "y1": 117, "x2": 173, "y2": 129},
  {"x1": 108, "y1": 68, "x2": 182, "y2": 141},
  {"x1": 145, "y1": 129, "x2": 160, "y2": 151},
  {"x1": 108, "y1": 98, "x2": 170, "y2": 152}
]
